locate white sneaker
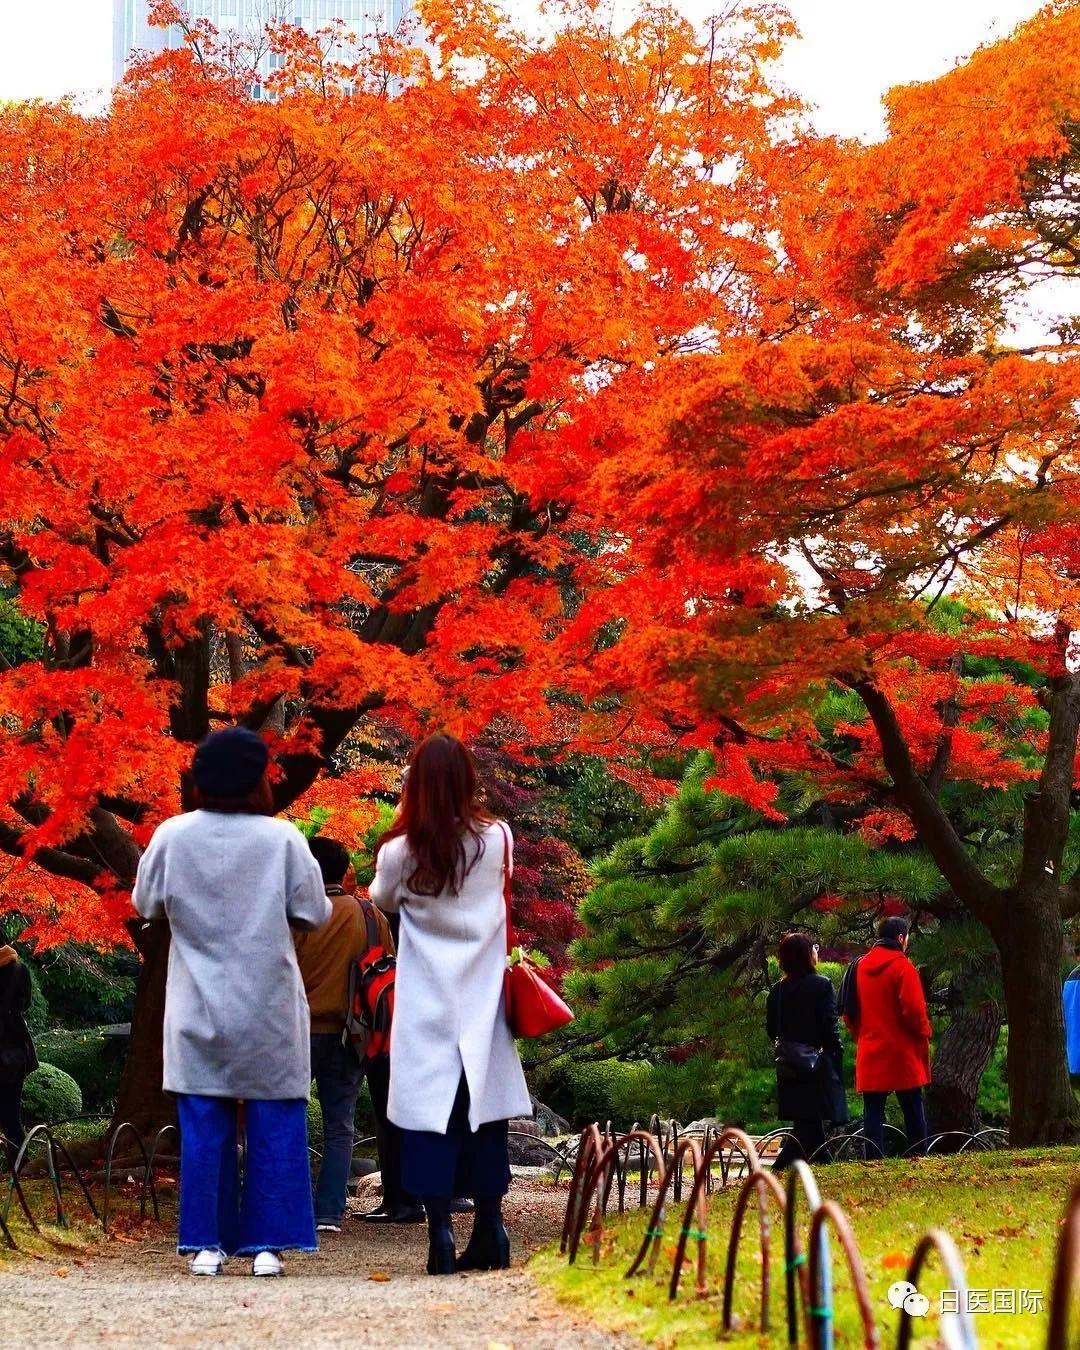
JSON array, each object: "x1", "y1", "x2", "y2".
[
  {"x1": 189, "y1": 1248, "x2": 225, "y2": 1276},
  {"x1": 251, "y1": 1251, "x2": 283, "y2": 1277},
  {"x1": 316, "y1": 1224, "x2": 341, "y2": 1233}
]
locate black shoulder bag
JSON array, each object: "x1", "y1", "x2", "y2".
[{"x1": 773, "y1": 981, "x2": 822, "y2": 1081}]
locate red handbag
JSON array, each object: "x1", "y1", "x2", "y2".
[{"x1": 499, "y1": 824, "x2": 574, "y2": 1038}]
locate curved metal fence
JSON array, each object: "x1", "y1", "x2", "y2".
[
  {"x1": 559, "y1": 1120, "x2": 1079, "y2": 1348},
  {"x1": 2, "y1": 1112, "x2": 1076, "y2": 1347},
  {"x1": 2, "y1": 1118, "x2": 178, "y2": 1239}
]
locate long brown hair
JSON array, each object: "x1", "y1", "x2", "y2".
[
  {"x1": 378, "y1": 734, "x2": 493, "y2": 895},
  {"x1": 778, "y1": 932, "x2": 816, "y2": 979}
]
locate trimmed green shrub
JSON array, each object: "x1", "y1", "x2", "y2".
[
  {"x1": 535, "y1": 1057, "x2": 678, "y2": 1129},
  {"x1": 34, "y1": 1029, "x2": 123, "y2": 1111},
  {"x1": 563, "y1": 1059, "x2": 653, "y2": 1127},
  {"x1": 535, "y1": 1050, "x2": 805, "y2": 1133},
  {"x1": 23, "y1": 1064, "x2": 83, "y2": 1125}
]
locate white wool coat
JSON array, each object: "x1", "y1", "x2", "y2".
[
  {"x1": 369, "y1": 820, "x2": 531, "y2": 1133},
  {"x1": 132, "y1": 811, "x2": 331, "y2": 1101}
]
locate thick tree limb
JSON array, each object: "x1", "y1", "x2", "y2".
[
  {"x1": 145, "y1": 620, "x2": 212, "y2": 743},
  {"x1": 273, "y1": 697, "x2": 385, "y2": 812},
  {"x1": 87, "y1": 807, "x2": 141, "y2": 885},
  {"x1": 853, "y1": 678, "x2": 1002, "y2": 923},
  {"x1": 1018, "y1": 667, "x2": 1080, "y2": 897},
  {"x1": 0, "y1": 820, "x2": 102, "y2": 886},
  {"x1": 925, "y1": 653, "x2": 963, "y2": 799}
]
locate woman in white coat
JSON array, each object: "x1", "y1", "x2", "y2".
[{"x1": 368, "y1": 733, "x2": 531, "y2": 1275}]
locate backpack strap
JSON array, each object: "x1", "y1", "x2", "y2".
[{"x1": 357, "y1": 897, "x2": 386, "y2": 954}]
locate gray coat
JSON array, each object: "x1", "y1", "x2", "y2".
[
  {"x1": 369, "y1": 820, "x2": 532, "y2": 1133},
  {"x1": 132, "y1": 811, "x2": 331, "y2": 1101}
]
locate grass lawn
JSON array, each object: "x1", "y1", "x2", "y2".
[{"x1": 530, "y1": 1149, "x2": 1079, "y2": 1348}]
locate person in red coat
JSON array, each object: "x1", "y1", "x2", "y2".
[{"x1": 841, "y1": 917, "x2": 932, "y2": 1158}]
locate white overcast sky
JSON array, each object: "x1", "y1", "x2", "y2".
[{"x1": 0, "y1": 0, "x2": 1051, "y2": 140}]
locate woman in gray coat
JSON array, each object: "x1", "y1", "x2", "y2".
[
  {"x1": 369, "y1": 733, "x2": 531, "y2": 1275},
  {"x1": 133, "y1": 727, "x2": 330, "y2": 1278}
]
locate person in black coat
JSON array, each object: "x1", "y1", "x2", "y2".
[
  {"x1": 0, "y1": 944, "x2": 38, "y2": 1164},
  {"x1": 765, "y1": 932, "x2": 847, "y2": 1170}
]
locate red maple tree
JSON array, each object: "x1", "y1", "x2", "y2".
[
  {"x1": 0, "y1": 0, "x2": 789, "y2": 1127},
  {"x1": 563, "y1": 2, "x2": 1080, "y2": 1145}
]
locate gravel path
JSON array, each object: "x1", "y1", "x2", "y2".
[{"x1": 0, "y1": 1181, "x2": 636, "y2": 1350}]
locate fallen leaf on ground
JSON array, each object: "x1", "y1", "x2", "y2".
[{"x1": 368, "y1": 1271, "x2": 391, "y2": 1282}]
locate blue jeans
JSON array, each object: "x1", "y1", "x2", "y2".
[
  {"x1": 310, "y1": 1033, "x2": 363, "y2": 1225},
  {"x1": 176, "y1": 1095, "x2": 317, "y2": 1255},
  {"x1": 862, "y1": 1088, "x2": 928, "y2": 1159}
]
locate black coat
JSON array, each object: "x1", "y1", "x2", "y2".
[
  {"x1": 0, "y1": 958, "x2": 37, "y2": 1083},
  {"x1": 766, "y1": 972, "x2": 847, "y2": 1123}
]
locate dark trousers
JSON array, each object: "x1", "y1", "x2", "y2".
[
  {"x1": 773, "y1": 1117, "x2": 827, "y2": 1171},
  {"x1": 401, "y1": 1074, "x2": 510, "y2": 1200},
  {"x1": 310, "y1": 1033, "x2": 364, "y2": 1225},
  {"x1": 862, "y1": 1088, "x2": 928, "y2": 1159},
  {"x1": 0, "y1": 1077, "x2": 26, "y2": 1165},
  {"x1": 365, "y1": 1053, "x2": 413, "y2": 1210}
]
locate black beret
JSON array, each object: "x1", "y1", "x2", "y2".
[{"x1": 192, "y1": 727, "x2": 269, "y2": 799}]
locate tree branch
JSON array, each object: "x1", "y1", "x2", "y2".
[
  {"x1": 0, "y1": 820, "x2": 102, "y2": 887},
  {"x1": 1017, "y1": 659, "x2": 1080, "y2": 901},
  {"x1": 853, "y1": 678, "x2": 1002, "y2": 923},
  {"x1": 925, "y1": 653, "x2": 963, "y2": 799},
  {"x1": 273, "y1": 697, "x2": 384, "y2": 812}
]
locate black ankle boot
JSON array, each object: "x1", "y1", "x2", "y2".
[
  {"x1": 424, "y1": 1201, "x2": 456, "y2": 1276},
  {"x1": 456, "y1": 1215, "x2": 511, "y2": 1271},
  {"x1": 427, "y1": 1225, "x2": 456, "y2": 1275}
]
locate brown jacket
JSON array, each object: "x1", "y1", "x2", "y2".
[{"x1": 295, "y1": 887, "x2": 394, "y2": 1035}]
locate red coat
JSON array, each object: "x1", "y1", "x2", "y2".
[{"x1": 846, "y1": 946, "x2": 932, "y2": 1093}]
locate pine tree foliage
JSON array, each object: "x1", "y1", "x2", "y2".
[{"x1": 562, "y1": 752, "x2": 943, "y2": 1067}]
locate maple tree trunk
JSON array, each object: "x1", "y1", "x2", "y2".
[
  {"x1": 110, "y1": 919, "x2": 175, "y2": 1137},
  {"x1": 993, "y1": 891, "x2": 1079, "y2": 1147},
  {"x1": 926, "y1": 998, "x2": 1001, "y2": 1140}
]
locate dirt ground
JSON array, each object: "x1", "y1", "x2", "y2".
[{"x1": 0, "y1": 1179, "x2": 637, "y2": 1350}]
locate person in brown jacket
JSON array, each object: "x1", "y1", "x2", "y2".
[{"x1": 296, "y1": 836, "x2": 395, "y2": 1231}]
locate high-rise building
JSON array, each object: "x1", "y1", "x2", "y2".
[{"x1": 112, "y1": 1, "x2": 415, "y2": 91}]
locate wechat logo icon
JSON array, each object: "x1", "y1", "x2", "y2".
[{"x1": 888, "y1": 1280, "x2": 930, "y2": 1318}]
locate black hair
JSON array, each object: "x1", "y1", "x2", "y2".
[
  {"x1": 192, "y1": 778, "x2": 275, "y2": 816},
  {"x1": 877, "y1": 916, "x2": 910, "y2": 943},
  {"x1": 308, "y1": 835, "x2": 351, "y2": 886},
  {"x1": 778, "y1": 932, "x2": 815, "y2": 979}
]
